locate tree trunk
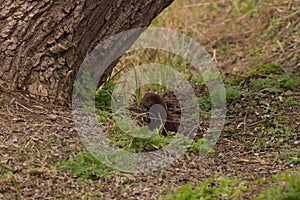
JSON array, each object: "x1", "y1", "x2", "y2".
[{"x1": 0, "y1": 0, "x2": 173, "y2": 104}]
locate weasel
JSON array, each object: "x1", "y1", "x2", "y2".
[{"x1": 141, "y1": 93, "x2": 178, "y2": 135}]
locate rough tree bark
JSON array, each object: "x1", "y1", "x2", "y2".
[{"x1": 0, "y1": 0, "x2": 173, "y2": 104}]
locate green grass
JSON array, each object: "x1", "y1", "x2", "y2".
[
  {"x1": 189, "y1": 138, "x2": 215, "y2": 155},
  {"x1": 218, "y1": 42, "x2": 235, "y2": 52},
  {"x1": 255, "y1": 118, "x2": 293, "y2": 149},
  {"x1": 247, "y1": 64, "x2": 299, "y2": 94},
  {"x1": 284, "y1": 97, "x2": 299, "y2": 107},
  {"x1": 280, "y1": 149, "x2": 300, "y2": 164},
  {"x1": 250, "y1": 74, "x2": 299, "y2": 94},
  {"x1": 96, "y1": 109, "x2": 114, "y2": 124},
  {"x1": 56, "y1": 151, "x2": 112, "y2": 181},
  {"x1": 161, "y1": 170, "x2": 300, "y2": 200},
  {"x1": 108, "y1": 123, "x2": 193, "y2": 153},
  {"x1": 197, "y1": 95, "x2": 211, "y2": 111},
  {"x1": 95, "y1": 82, "x2": 115, "y2": 110},
  {"x1": 109, "y1": 125, "x2": 169, "y2": 152},
  {"x1": 225, "y1": 85, "x2": 243, "y2": 101},
  {"x1": 201, "y1": 78, "x2": 243, "y2": 103},
  {"x1": 255, "y1": 169, "x2": 300, "y2": 200},
  {"x1": 230, "y1": 0, "x2": 260, "y2": 15},
  {"x1": 248, "y1": 63, "x2": 285, "y2": 76},
  {"x1": 160, "y1": 177, "x2": 246, "y2": 200}
]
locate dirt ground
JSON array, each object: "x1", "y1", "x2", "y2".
[{"x1": 0, "y1": 0, "x2": 299, "y2": 199}]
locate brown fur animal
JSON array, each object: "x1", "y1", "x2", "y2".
[{"x1": 141, "y1": 93, "x2": 178, "y2": 135}]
